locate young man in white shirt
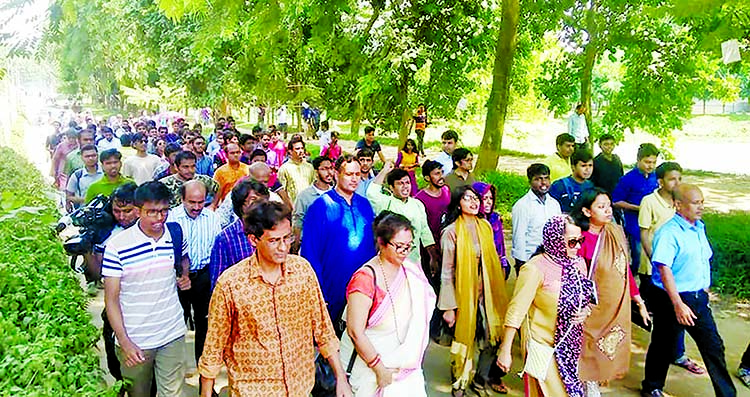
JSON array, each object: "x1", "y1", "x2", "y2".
[{"x1": 122, "y1": 133, "x2": 162, "y2": 185}]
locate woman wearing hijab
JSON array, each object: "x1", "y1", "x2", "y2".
[
  {"x1": 439, "y1": 185, "x2": 509, "y2": 397},
  {"x1": 570, "y1": 188, "x2": 651, "y2": 397},
  {"x1": 496, "y1": 215, "x2": 596, "y2": 397},
  {"x1": 472, "y1": 182, "x2": 511, "y2": 279}
]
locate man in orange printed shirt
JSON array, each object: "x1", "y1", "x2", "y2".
[{"x1": 213, "y1": 143, "x2": 249, "y2": 204}]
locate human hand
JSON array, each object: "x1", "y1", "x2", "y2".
[
  {"x1": 637, "y1": 301, "x2": 651, "y2": 327},
  {"x1": 572, "y1": 305, "x2": 592, "y2": 325},
  {"x1": 374, "y1": 364, "x2": 397, "y2": 389},
  {"x1": 674, "y1": 301, "x2": 696, "y2": 326},
  {"x1": 496, "y1": 348, "x2": 512, "y2": 373},
  {"x1": 429, "y1": 257, "x2": 439, "y2": 277},
  {"x1": 335, "y1": 376, "x2": 353, "y2": 397},
  {"x1": 383, "y1": 161, "x2": 395, "y2": 172},
  {"x1": 443, "y1": 310, "x2": 456, "y2": 328},
  {"x1": 177, "y1": 274, "x2": 191, "y2": 290},
  {"x1": 121, "y1": 339, "x2": 146, "y2": 367}
]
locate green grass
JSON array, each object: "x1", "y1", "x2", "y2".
[{"x1": 704, "y1": 211, "x2": 750, "y2": 300}]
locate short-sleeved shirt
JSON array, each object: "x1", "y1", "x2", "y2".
[
  {"x1": 346, "y1": 266, "x2": 385, "y2": 319},
  {"x1": 63, "y1": 149, "x2": 85, "y2": 176},
  {"x1": 591, "y1": 153, "x2": 623, "y2": 194},
  {"x1": 548, "y1": 176, "x2": 594, "y2": 212},
  {"x1": 160, "y1": 174, "x2": 219, "y2": 208},
  {"x1": 277, "y1": 160, "x2": 315, "y2": 204},
  {"x1": 214, "y1": 162, "x2": 250, "y2": 203},
  {"x1": 651, "y1": 214, "x2": 712, "y2": 293},
  {"x1": 122, "y1": 154, "x2": 162, "y2": 185},
  {"x1": 195, "y1": 153, "x2": 215, "y2": 177},
  {"x1": 355, "y1": 139, "x2": 382, "y2": 154},
  {"x1": 102, "y1": 221, "x2": 187, "y2": 349},
  {"x1": 66, "y1": 166, "x2": 104, "y2": 202},
  {"x1": 612, "y1": 168, "x2": 658, "y2": 239},
  {"x1": 85, "y1": 175, "x2": 134, "y2": 204},
  {"x1": 414, "y1": 186, "x2": 451, "y2": 243},
  {"x1": 293, "y1": 184, "x2": 330, "y2": 231},
  {"x1": 434, "y1": 151, "x2": 453, "y2": 175},
  {"x1": 638, "y1": 191, "x2": 675, "y2": 274},
  {"x1": 444, "y1": 171, "x2": 477, "y2": 193},
  {"x1": 167, "y1": 206, "x2": 221, "y2": 272}
]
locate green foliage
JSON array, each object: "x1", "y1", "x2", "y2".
[
  {"x1": 0, "y1": 147, "x2": 116, "y2": 396},
  {"x1": 704, "y1": 211, "x2": 750, "y2": 300},
  {"x1": 478, "y1": 170, "x2": 529, "y2": 218}
]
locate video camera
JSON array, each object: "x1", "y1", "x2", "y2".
[{"x1": 57, "y1": 194, "x2": 115, "y2": 255}]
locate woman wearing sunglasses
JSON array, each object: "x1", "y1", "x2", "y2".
[
  {"x1": 340, "y1": 211, "x2": 436, "y2": 396},
  {"x1": 570, "y1": 188, "x2": 651, "y2": 397},
  {"x1": 438, "y1": 185, "x2": 509, "y2": 397},
  {"x1": 496, "y1": 215, "x2": 596, "y2": 397}
]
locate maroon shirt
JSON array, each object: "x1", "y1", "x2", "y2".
[{"x1": 415, "y1": 186, "x2": 451, "y2": 243}]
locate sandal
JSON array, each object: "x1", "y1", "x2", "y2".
[
  {"x1": 469, "y1": 382, "x2": 489, "y2": 397},
  {"x1": 738, "y1": 367, "x2": 750, "y2": 388},
  {"x1": 673, "y1": 357, "x2": 706, "y2": 375},
  {"x1": 488, "y1": 380, "x2": 509, "y2": 394}
]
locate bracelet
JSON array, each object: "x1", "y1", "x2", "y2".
[{"x1": 366, "y1": 354, "x2": 381, "y2": 368}]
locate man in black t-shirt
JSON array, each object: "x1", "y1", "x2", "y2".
[{"x1": 591, "y1": 133, "x2": 623, "y2": 194}]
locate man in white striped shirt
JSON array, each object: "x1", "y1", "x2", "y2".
[
  {"x1": 103, "y1": 181, "x2": 191, "y2": 397},
  {"x1": 167, "y1": 180, "x2": 222, "y2": 369}
]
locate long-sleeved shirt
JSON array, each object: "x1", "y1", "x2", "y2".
[
  {"x1": 198, "y1": 255, "x2": 339, "y2": 396},
  {"x1": 292, "y1": 184, "x2": 330, "y2": 232},
  {"x1": 277, "y1": 159, "x2": 315, "y2": 204},
  {"x1": 568, "y1": 113, "x2": 589, "y2": 144},
  {"x1": 511, "y1": 190, "x2": 562, "y2": 262},
  {"x1": 167, "y1": 206, "x2": 221, "y2": 272},
  {"x1": 365, "y1": 182, "x2": 435, "y2": 264},
  {"x1": 612, "y1": 168, "x2": 658, "y2": 239},
  {"x1": 301, "y1": 189, "x2": 376, "y2": 322},
  {"x1": 209, "y1": 218, "x2": 254, "y2": 289}
]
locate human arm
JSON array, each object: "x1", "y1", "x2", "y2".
[
  {"x1": 300, "y1": 201, "x2": 325, "y2": 276},
  {"x1": 438, "y1": 226, "x2": 458, "y2": 325},
  {"x1": 510, "y1": 201, "x2": 529, "y2": 262},
  {"x1": 177, "y1": 255, "x2": 191, "y2": 290},
  {"x1": 614, "y1": 201, "x2": 639, "y2": 212},
  {"x1": 347, "y1": 289, "x2": 396, "y2": 389},
  {"x1": 365, "y1": 163, "x2": 394, "y2": 213},
  {"x1": 198, "y1": 282, "x2": 234, "y2": 397},
  {"x1": 641, "y1": 228, "x2": 653, "y2": 259},
  {"x1": 612, "y1": 177, "x2": 638, "y2": 211},
  {"x1": 656, "y1": 263, "x2": 695, "y2": 326},
  {"x1": 104, "y1": 277, "x2": 145, "y2": 367}
]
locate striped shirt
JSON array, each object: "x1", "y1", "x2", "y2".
[
  {"x1": 102, "y1": 222, "x2": 187, "y2": 349},
  {"x1": 167, "y1": 206, "x2": 222, "y2": 272}
]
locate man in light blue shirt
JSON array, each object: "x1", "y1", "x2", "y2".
[{"x1": 641, "y1": 184, "x2": 735, "y2": 397}]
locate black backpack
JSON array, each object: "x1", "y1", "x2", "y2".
[{"x1": 166, "y1": 222, "x2": 184, "y2": 276}]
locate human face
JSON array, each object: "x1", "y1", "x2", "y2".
[
  {"x1": 583, "y1": 194, "x2": 613, "y2": 227},
  {"x1": 599, "y1": 139, "x2": 615, "y2": 156},
  {"x1": 638, "y1": 155, "x2": 658, "y2": 175},
  {"x1": 530, "y1": 174, "x2": 551, "y2": 196},
  {"x1": 660, "y1": 170, "x2": 682, "y2": 193},
  {"x1": 365, "y1": 131, "x2": 375, "y2": 145},
  {"x1": 226, "y1": 144, "x2": 241, "y2": 164},
  {"x1": 192, "y1": 138, "x2": 206, "y2": 154},
  {"x1": 148, "y1": 128, "x2": 158, "y2": 138},
  {"x1": 336, "y1": 161, "x2": 361, "y2": 195},
  {"x1": 291, "y1": 142, "x2": 305, "y2": 161},
  {"x1": 676, "y1": 187, "x2": 704, "y2": 223},
  {"x1": 250, "y1": 168, "x2": 271, "y2": 186},
  {"x1": 79, "y1": 132, "x2": 95, "y2": 146},
  {"x1": 242, "y1": 139, "x2": 255, "y2": 153},
  {"x1": 177, "y1": 159, "x2": 196, "y2": 180},
  {"x1": 250, "y1": 155, "x2": 266, "y2": 164},
  {"x1": 112, "y1": 200, "x2": 138, "y2": 228},
  {"x1": 458, "y1": 154, "x2": 474, "y2": 172},
  {"x1": 572, "y1": 160, "x2": 593, "y2": 181},
  {"x1": 442, "y1": 138, "x2": 456, "y2": 155},
  {"x1": 405, "y1": 141, "x2": 415, "y2": 152},
  {"x1": 459, "y1": 190, "x2": 480, "y2": 216},
  {"x1": 132, "y1": 138, "x2": 146, "y2": 152},
  {"x1": 563, "y1": 223, "x2": 584, "y2": 258},
  {"x1": 183, "y1": 186, "x2": 206, "y2": 219},
  {"x1": 391, "y1": 176, "x2": 412, "y2": 200},
  {"x1": 250, "y1": 219, "x2": 293, "y2": 266},
  {"x1": 426, "y1": 168, "x2": 445, "y2": 188},
  {"x1": 81, "y1": 149, "x2": 98, "y2": 167},
  {"x1": 317, "y1": 160, "x2": 335, "y2": 185},
  {"x1": 138, "y1": 201, "x2": 170, "y2": 236},
  {"x1": 261, "y1": 134, "x2": 271, "y2": 148},
  {"x1": 381, "y1": 229, "x2": 414, "y2": 264},
  {"x1": 216, "y1": 134, "x2": 225, "y2": 146},
  {"x1": 137, "y1": 125, "x2": 147, "y2": 134},
  {"x1": 481, "y1": 190, "x2": 494, "y2": 215},
  {"x1": 357, "y1": 156, "x2": 373, "y2": 174},
  {"x1": 230, "y1": 136, "x2": 239, "y2": 145},
  {"x1": 102, "y1": 157, "x2": 121, "y2": 178},
  {"x1": 558, "y1": 141, "x2": 575, "y2": 158}
]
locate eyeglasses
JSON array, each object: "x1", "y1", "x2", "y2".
[
  {"x1": 566, "y1": 236, "x2": 586, "y2": 248},
  {"x1": 462, "y1": 194, "x2": 480, "y2": 203},
  {"x1": 143, "y1": 208, "x2": 170, "y2": 218},
  {"x1": 265, "y1": 234, "x2": 295, "y2": 248},
  {"x1": 389, "y1": 241, "x2": 415, "y2": 254}
]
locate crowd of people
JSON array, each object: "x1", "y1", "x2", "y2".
[{"x1": 43, "y1": 107, "x2": 750, "y2": 397}]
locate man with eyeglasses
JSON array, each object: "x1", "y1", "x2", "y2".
[
  {"x1": 199, "y1": 200, "x2": 352, "y2": 397},
  {"x1": 103, "y1": 181, "x2": 191, "y2": 397},
  {"x1": 444, "y1": 147, "x2": 476, "y2": 193}
]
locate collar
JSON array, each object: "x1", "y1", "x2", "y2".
[
  {"x1": 673, "y1": 213, "x2": 704, "y2": 231},
  {"x1": 527, "y1": 189, "x2": 548, "y2": 204},
  {"x1": 653, "y1": 190, "x2": 674, "y2": 209},
  {"x1": 176, "y1": 205, "x2": 207, "y2": 220},
  {"x1": 246, "y1": 254, "x2": 294, "y2": 283}
]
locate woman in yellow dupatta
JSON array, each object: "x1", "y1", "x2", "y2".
[
  {"x1": 570, "y1": 188, "x2": 651, "y2": 397},
  {"x1": 438, "y1": 185, "x2": 509, "y2": 397}
]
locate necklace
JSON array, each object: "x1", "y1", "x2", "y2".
[{"x1": 377, "y1": 256, "x2": 406, "y2": 345}]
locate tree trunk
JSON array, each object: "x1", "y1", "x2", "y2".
[
  {"x1": 397, "y1": 70, "x2": 411, "y2": 148},
  {"x1": 351, "y1": 100, "x2": 363, "y2": 137},
  {"x1": 580, "y1": 1, "x2": 599, "y2": 141},
  {"x1": 475, "y1": 0, "x2": 520, "y2": 173}
]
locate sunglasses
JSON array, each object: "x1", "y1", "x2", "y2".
[{"x1": 566, "y1": 236, "x2": 586, "y2": 248}]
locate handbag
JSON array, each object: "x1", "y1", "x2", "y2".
[{"x1": 312, "y1": 265, "x2": 377, "y2": 396}]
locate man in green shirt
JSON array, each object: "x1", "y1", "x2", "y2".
[
  {"x1": 63, "y1": 128, "x2": 96, "y2": 176},
  {"x1": 85, "y1": 149, "x2": 133, "y2": 204}
]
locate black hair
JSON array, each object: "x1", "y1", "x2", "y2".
[
  {"x1": 422, "y1": 160, "x2": 442, "y2": 177},
  {"x1": 79, "y1": 129, "x2": 94, "y2": 139},
  {"x1": 364, "y1": 126, "x2": 375, "y2": 135},
  {"x1": 231, "y1": 179, "x2": 269, "y2": 218},
  {"x1": 313, "y1": 156, "x2": 333, "y2": 170},
  {"x1": 243, "y1": 200, "x2": 292, "y2": 238},
  {"x1": 65, "y1": 128, "x2": 79, "y2": 139},
  {"x1": 131, "y1": 132, "x2": 146, "y2": 143},
  {"x1": 287, "y1": 136, "x2": 305, "y2": 152},
  {"x1": 637, "y1": 143, "x2": 660, "y2": 160},
  {"x1": 451, "y1": 148, "x2": 472, "y2": 168},
  {"x1": 239, "y1": 134, "x2": 255, "y2": 146},
  {"x1": 174, "y1": 150, "x2": 197, "y2": 166},
  {"x1": 222, "y1": 131, "x2": 236, "y2": 142},
  {"x1": 335, "y1": 154, "x2": 358, "y2": 171},
  {"x1": 357, "y1": 148, "x2": 374, "y2": 159},
  {"x1": 386, "y1": 168, "x2": 410, "y2": 187},
  {"x1": 442, "y1": 185, "x2": 480, "y2": 230},
  {"x1": 331, "y1": 131, "x2": 339, "y2": 139},
  {"x1": 165, "y1": 142, "x2": 182, "y2": 157},
  {"x1": 250, "y1": 148, "x2": 267, "y2": 161},
  {"x1": 134, "y1": 181, "x2": 171, "y2": 207},
  {"x1": 570, "y1": 187, "x2": 611, "y2": 232},
  {"x1": 556, "y1": 133, "x2": 575, "y2": 147},
  {"x1": 401, "y1": 138, "x2": 416, "y2": 153},
  {"x1": 575, "y1": 103, "x2": 585, "y2": 111},
  {"x1": 527, "y1": 163, "x2": 550, "y2": 181},
  {"x1": 441, "y1": 130, "x2": 459, "y2": 142},
  {"x1": 193, "y1": 134, "x2": 205, "y2": 143},
  {"x1": 373, "y1": 211, "x2": 413, "y2": 247},
  {"x1": 80, "y1": 144, "x2": 97, "y2": 154},
  {"x1": 101, "y1": 126, "x2": 114, "y2": 135},
  {"x1": 570, "y1": 149, "x2": 594, "y2": 167},
  {"x1": 598, "y1": 133, "x2": 615, "y2": 143},
  {"x1": 111, "y1": 182, "x2": 137, "y2": 206},
  {"x1": 321, "y1": 120, "x2": 329, "y2": 129},
  {"x1": 656, "y1": 161, "x2": 683, "y2": 180},
  {"x1": 99, "y1": 148, "x2": 122, "y2": 162}
]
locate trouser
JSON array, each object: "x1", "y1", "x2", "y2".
[
  {"x1": 415, "y1": 129, "x2": 425, "y2": 155},
  {"x1": 116, "y1": 336, "x2": 186, "y2": 397},
  {"x1": 102, "y1": 309, "x2": 123, "y2": 381},
  {"x1": 420, "y1": 246, "x2": 446, "y2": 341},
  {"x1": 178, "y1": 267, "x2": 211, "y2": 366},
  {"x1": 627, "y1": 234, "x2": 642, "y2": 274},
  {"x1": 639, "y1": 274, "x2": 687, "y2": 361},
  {"x1": 642, "y1": 288, "x2": 736, "y2": 397},
  {"x1": 742, "y1": 342, "x2": 750, "y2": 369}
]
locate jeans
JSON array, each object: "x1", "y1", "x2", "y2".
[
  {"x1": 642, "y1": 288, "x2": 736, "y2": 397},
  {"x1": 742, "y1": 342, "x2": 750, "y2": 369},
  {"x1": 116, "y1": 336, "x2": 186, "y2": 397},
  {"x1": 627, "y1": 233, "x2": 642, "y2": 275},
  {"x1": 178, "y1": 267, "x2": 212, "y2": 366}
]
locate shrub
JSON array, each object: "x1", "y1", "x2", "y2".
[
  {"x1": 479, "y1": 170, "x2": 529, "y2": 219},
  {"x1": 0, "y1": 147, "x2": 115, "y2": 396},
  {"x1": 704, "y1": 211, "x2": 750, "y2": 300}
]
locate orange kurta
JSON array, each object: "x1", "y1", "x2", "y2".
[
  {"x1": 198, "y1": 255, "x2": 339, "y2": 396},
  {"x1": 214, "y1": 162, "x2": 249, "y2": 203}
]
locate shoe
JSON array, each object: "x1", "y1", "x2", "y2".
[
  {"x1": 640, "y1": 389, "x2": 664, "y2": 397},
  {"x1": 738, "y1": 367, "x2": 750, "y2": 388},
  {"x1": 451, "y1": 388, "x2": 465, "y2": 397},
  {"x1": 469, "y1": 381, "x2": 489, "y2": 397},
  {"x1": 673, "y1": 356, "x2": 706, "y2": 375}
]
